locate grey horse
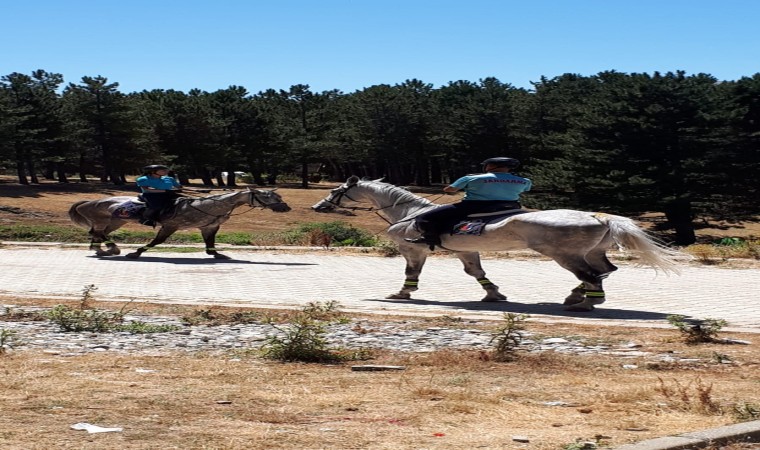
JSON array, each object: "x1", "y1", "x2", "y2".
[
  {"x1": 312, "y1": 176, "x2": 685, "y2": 311},
  {"x1": 69, "y1": 188, "x2": 290, "y2": 259}
]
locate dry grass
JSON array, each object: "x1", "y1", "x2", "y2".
[{"x1": 2, "y1": 299, "x2": 760, "y2": 449}]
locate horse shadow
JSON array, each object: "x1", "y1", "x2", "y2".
[
  {"x1": 367, "y1": 298, "x2": 679, "y2": 322},
  {"x1": 89, "y1": 255, "x2": 317, "y2": 266}
]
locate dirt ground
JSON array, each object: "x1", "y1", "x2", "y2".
[
  {"x1": 1, "y1": 175, "x2": 759, "y2": 241},
  {"x1": 2, "y1": 175, "x2": 760, "y2": 449}
]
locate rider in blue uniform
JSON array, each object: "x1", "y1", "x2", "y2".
[
  {"x1": 135, "y1": 165, "x2": 183, "y2": 226},
  {"x1": 405, "y1": 157, "x2": 531, "y2": 248}
]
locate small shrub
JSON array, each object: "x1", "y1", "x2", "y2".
[
  {"x1": 0, "y1": 329, "x2": 18, "y2": 354},
  {"x1": 113, "y1": 321, "x2": 181, "y2": 334},
  {"x1": 489, "y1": 313, "x2": 528, "y2": 362},
  {"x1": 283, "y1": 222, "x2": 379, "y2": 247},
  {"x1": 181, "y1": 308, "x2": 260, "y2": 326},
  {"x1": 733, "y1": 402, "x2": 760, "y2": 421},
  {"x1": 261, "y1": 301, "x2": 361, "y2": 363},
  {"x1": 667, "y1": 314, "x2": 727, "y2": 344},
  {"x1": 46, "y1": 284, "x2": 129, "y2": 332}
]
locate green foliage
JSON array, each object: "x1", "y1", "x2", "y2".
[
  {"x1": 45, "y1": 284, "x2": 179, "y2": 334},
  {"x1": 733, "y1": 402, "x2": 760, "y2": 421},
  {"x1": 112, "y1": 321, "x2": 181, "y2": 334},
  {"x1": 666, "y1": 314, "x2": 727, "y2": 344},
  {"x1": 279, "y1": 221, "x2": 379, "y2": 247},
  {"x1": 0, "y1": 224, "x2": 89, "y2": 242},
  {"x1": 0, "y1": 329, "x2": 18, "y2": 354},
  {"x1": 489, "y1": 313, "x2": 529, "y2": 362},
  {"x1": 181, "y1": 308, "x2": 261, "y2": 326},
  {"x1": 261, "y1": 301, "x2": 366, "y2": 363}
]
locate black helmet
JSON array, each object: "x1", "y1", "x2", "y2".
[
  {"x1": 481, "y1": 157, "x2": 520, "y2": 170},
  {"x1": 143, "y1": 164, "x2": 169, "y2": 173}
]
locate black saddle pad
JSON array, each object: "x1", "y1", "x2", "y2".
[{"x1": 450, "y1": 209, "x2": 528, "y2": 236}]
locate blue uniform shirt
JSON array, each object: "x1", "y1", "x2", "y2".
[
  {"x1": 136, "y1": 175, "x2": 182, "y2": 192},
  {"x1": 450, "y1": 172, "x2": 531, "y2": 201}
]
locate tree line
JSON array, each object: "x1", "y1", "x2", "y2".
[{"x1": 1, "y1": 69, "x2": 759, "y2": 244}]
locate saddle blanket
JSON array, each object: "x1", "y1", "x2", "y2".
[
  {"x1": 450, "y1": 209, "x2": 528, "y2": 236},
  {"x1": 112, "y1": 200, "x2": 144, "y2": 219}
]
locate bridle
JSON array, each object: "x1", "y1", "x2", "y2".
[
  {"x1": 324, "y1": 184, "x2": 374, "y2": 212},
  {"x1": 323, "y1": 183, "x2": 442, "y2": 225},
  {"x1": 248, "y1": 189, "x2": 288, "y2": 210}
]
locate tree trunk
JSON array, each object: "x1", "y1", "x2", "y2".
[{"x1": 664, "y1": 198, "x2": 696, "y2": 245}]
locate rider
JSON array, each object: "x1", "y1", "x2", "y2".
[
  {"x1": 135, "y1": 164, "x2": 184, "y2": 226},
  {"x1": 405, "y1": 157, "x2": 531, "y2": 249}
]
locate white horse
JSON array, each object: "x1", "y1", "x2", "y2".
[
  {"x1": 311, "y1": 176, "x2": 685, "y2": 311},
  {"x1": 69, "y1": 188, "x2": 290, "y2": 259}
]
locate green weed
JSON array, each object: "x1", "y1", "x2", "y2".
[
  {"x1": 489, "y1": 313, "x2": 529, "y2": 361},
  {"x1": 261, "y1": 301, "x2": 369, "y2": 363},
  {"x1": 666, "y1": 314, "x2": 727, "y2": 344}
]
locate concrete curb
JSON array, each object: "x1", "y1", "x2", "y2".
[{"x1": 612, "y1": 420, "x2": 760, "y2": 449}]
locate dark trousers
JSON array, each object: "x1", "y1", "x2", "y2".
[
  {"x1": 141, "y1": 192, "x2": 177, "y2": 221},
  {"x1": 415, "y1": 200, "x2": 521, "y2": 235}
]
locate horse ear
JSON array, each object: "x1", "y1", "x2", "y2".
[
  {"x1": 373, "y1": 177, "x2": 385, "y2": 182},
  {"x1": 347, "y1": 175, "x2": 360, "y2": 185}
]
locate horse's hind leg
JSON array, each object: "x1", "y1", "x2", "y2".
[
  {"x1": 387, "y1": 249, "x2": 427, "y2": 299},
  {"x1": 89, "y1": 228, "x2": 113, "y2": 257},
  {"x1": 457, "y1": 252, "x2": 506, "y2": 302}
]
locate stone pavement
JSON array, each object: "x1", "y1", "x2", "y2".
[{"x1": 2, "y1": 243, "x2": 759, "y2": 333}]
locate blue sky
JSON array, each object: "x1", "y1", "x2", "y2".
[{"x1": 3, "y1": 0, "x2": 759, "y2": 94}]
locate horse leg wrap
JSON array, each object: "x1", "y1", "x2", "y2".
[
  {"x1": 584, "y1": 290, "x2": 606, "y2": 305},
  {"x1": 403, "y1": 279, "x2": 418, "y2": 289},
  {"x1": 477, "y1": 277, "x2": 496, "y2": 288}
]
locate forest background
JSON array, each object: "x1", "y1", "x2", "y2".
[{"x1": 1, "y1": 69, "x2": 759, "y2": 245}]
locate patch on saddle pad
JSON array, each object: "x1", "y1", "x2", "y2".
[
  {"x1": 112, "y1": 201, "x2": 144, "y2": 219},
  {"x1": 452, "y1": 221, "x2": 486, "y2": 235}
]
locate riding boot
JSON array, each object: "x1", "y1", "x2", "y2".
[{"x1": 139, "y1": 208, "x2": 160, "y2": 227}]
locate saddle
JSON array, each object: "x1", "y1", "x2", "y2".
[{"x1": 450, "y1": 208, "x2": 528, "y2": 236}]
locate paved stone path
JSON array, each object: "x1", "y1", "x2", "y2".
[{"x1": 2, "y1": 244, "x2": 759, "y2": 333}]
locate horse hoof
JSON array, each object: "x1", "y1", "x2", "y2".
[
  {"x1": 213, "y1": 253, "x2": 231, "y2": 260},
  {"x1": 563, "y1": 295, "x2": 584, "y2": 305},
  {"x1": 481, "y1": 297, "x2": 507, "y2": 302},
  {"x1": 563, "y1": 303, "x2": 595, "y2": 312},
  {"x1": 109, "y1": 248, "x2": 121, "y2": 256},
  {"x1": 386, "y1": 293, "x2": 411, "y2": 300},
  {"x1": 125, "y1": 252, "x2": 140, "y2": 259}
]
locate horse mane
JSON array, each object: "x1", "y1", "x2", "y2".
[{"x1": 358, "y1": 179, "x2": 435, "y2": 208}]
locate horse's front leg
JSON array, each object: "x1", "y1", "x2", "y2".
[
  {"x1": 456, "y1": 252, "x2": 507, "y2": 302},
  {"x1": 200, "y1": 225, "x2": 228, "y2": 259},
  {"x1": 125, "y1": 226, "x2": 178, "y2": 259},
  {"x1": 386, "y1": 248, "x2": 427, "y2": 299}
]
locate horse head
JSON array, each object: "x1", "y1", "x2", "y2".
[
  {"x1": 311, "y1": 176, "x2": 363, "y2": 212},
  {"x1": 248, "y1": 187, "x2": 291, "y2": 212}
]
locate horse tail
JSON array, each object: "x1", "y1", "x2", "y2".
[
  {"x1": 599, "y1": 213, "x2": 687, "y2": 275},
  {"x1": 68, "y1": 201, "x2": 92, "y2": 229}
]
